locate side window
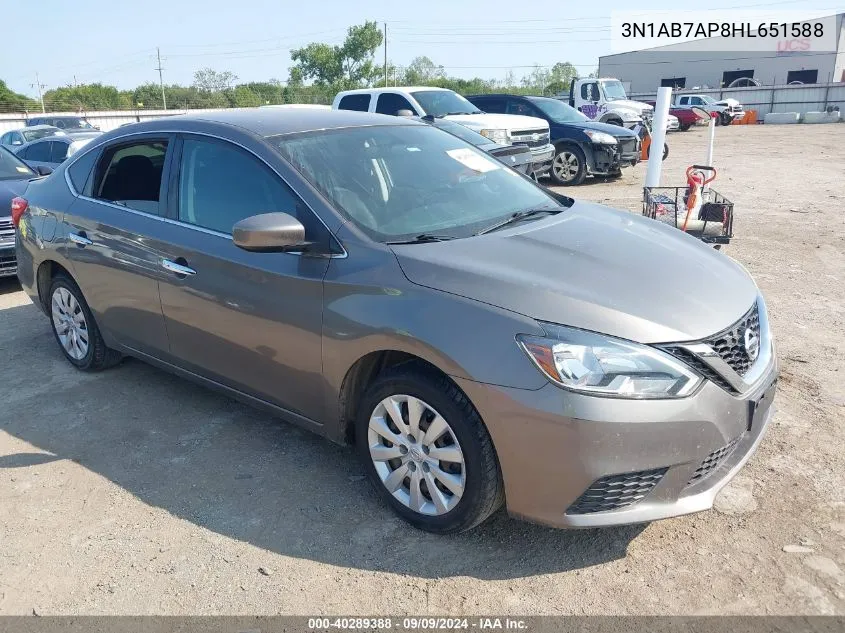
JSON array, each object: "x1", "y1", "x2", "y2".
[
  {"x1": 0, "y1": 133, "x2": 8, "y2": 145},
  {"x1": 94, "y1": 140, "x2": 168, "y2": 214},
  {"x1": 25, "y1": 141, "x2": 51, "y2": 162},
  {"x1": 581, "y1": 82, "x2": 598, "y2": 102},
  {"x1": 477, "y1": 98, "x2": 505, "y2": 113},
  {"x1": 177, "y1": 137, "x2": 314, "y2": 238},
  {"x1": 506, "y1": 100, "x2": 536, "y2": 116},
  {"x1": 337, "y1": 94, "x2": 371, "y2": 112},
  {"x1": 51, "y1": 141, "x2": 70, "y2": 163},
  {"x1": 67, "y1": 148, "x2": 100, "y2": 194},
  {"x1": 690, "y1": 97, "x2": 701, "y2": 105},
  {"x1": 12, "y1": 133, "x2": 24, "y2": 145},
  {"x1": 375, "y1": 93, "x2": 415, "y2": 116}
]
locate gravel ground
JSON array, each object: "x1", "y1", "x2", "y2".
[{"x1": 0, "y1": 123, "x2": 843, "y2": 615}]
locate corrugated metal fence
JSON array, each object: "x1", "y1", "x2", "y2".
[
  {"x1": 630, "y1": 83, "x2": 845, "y2": 117},
  {"x1": 0, "y1": 108, "x2": 219, "y2": 134}
]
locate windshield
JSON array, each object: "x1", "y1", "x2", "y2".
[
  {"x1": 699, "y1": 95, "x2": 717, "y2": 105},
  {"x1": 56, "y1": 117, "x2": 94, "y2": 130},
  {"x1": 527, "y1": 97, "x2": 588, "y2": 123},
  {"x1": 0, "y1": 146, "x2": 36, "y2": 180},
  {"x1": 601, "y1": 80, "x2": 628, "y2": 101},
  {"x1": 410, "y1": 90, "x2": 481, "y2": 117},
  {"x1": 272, "y1": 124, "x2": 560, "y2": 242},
  {"x1": 430, "y1": 119, "x2": 493, "y2": 147},
  {"x1": 23, "y1": 127, "x2": 59, "y2": 142}
]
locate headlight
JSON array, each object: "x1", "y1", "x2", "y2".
[
  {"x1": 479, "y1": 129, "x2": 509, "y2": 145},
  {"x1": 584, "y1": 130, "x2": 617, "y2": 145},
  {"x1": 517, "y1": 324, "x2": 702, "y2": 399}
]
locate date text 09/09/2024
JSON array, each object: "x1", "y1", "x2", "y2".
[
  {"x1": 621, "y1": 22, "x2": 824, "y2": 39},
  {"x1": 307, "y1": 618, "x2": 528, "y2": 630}
]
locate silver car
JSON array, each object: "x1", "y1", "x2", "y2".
[
  {"x1": 0, "y1": 124, "x2": 64, "y2": 149},
  {"x1": 14, "y1": 109, "x2": 777, "y2": 534},
  {"x1": 13, "y1": 133, "x2": 100, "y2": 171}
]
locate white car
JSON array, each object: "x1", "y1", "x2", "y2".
[
  {"x1": 666, "y1": 114, "x2": 680, "y2": 132},
  {"x1": 332, "y1": 86, "x2": 555, "y2": 178}
]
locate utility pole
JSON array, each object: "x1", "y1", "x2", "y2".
[
  {"x1": 383, "y1": 23, "x2": 388, "y2": 87},
  {"x1": 155, "y1": 47, "x2": 167, "y2": 110},
  {"x1": 32, "y1": 73, "x2": 46, "y2": 113}
]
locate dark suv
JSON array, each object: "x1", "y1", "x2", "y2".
[
  {"x1": 26, "y1": 116, "x2": 99, "y2": 132},
  {"x1": 467, "y1": 94, "x2": 640, "y2": 186}
]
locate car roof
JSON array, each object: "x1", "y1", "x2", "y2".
[
  {"x1": 15, "y1": 124, "x2": 61, "y2": 132},
  {"x1": 110, "y1": 108, "x2": 422, "y2": 138},
  {"x1": 336, "y1": 86, "x2": 451, "y2": 97}
]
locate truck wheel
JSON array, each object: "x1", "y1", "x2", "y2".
[
  {"x1": 646, "y1": 143, "x2": 669, "y2": 161},
  {"x1": 605, "y1": 118, "x2": 624, "y2": 127},
  {"x1": 719, "y1": 112, "x2": 732, "y2": 126},
  {"x1": 551, "y1": 146, "x2": 587, "y2": 186},
  {"x1": 679, "y1": 123, "x2": 691, "y2": 131}
]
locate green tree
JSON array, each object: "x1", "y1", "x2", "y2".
[
  {"x1": 42, "y1": 83, "x2": 131, "y2": 111},
  {"x1": 193, "y1": 68, "x2": 238, "y2": 92},
  {"x1": 403, "y1": 56, "x2": 445, "y2": 85},
  {"x1": 0, "y1": 80, "x2": 38, "y2": 112},
  {"x1": 290, "y1": 21, "x2": 383, "y2": 89}
]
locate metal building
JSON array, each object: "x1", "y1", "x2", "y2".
[{"x1": 599, "y1": 13, "x2": 845, "y2": 93}]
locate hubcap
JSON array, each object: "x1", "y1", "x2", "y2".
[
  {"x1": 51, "y1": 287, "x2": 89, "y2": 360},
  {"x1": 367, "y1": 395, "x2": 466, "y2": 516},
  {"x1": 553, "y1": 151, "x2": 579, "y2": 182}
]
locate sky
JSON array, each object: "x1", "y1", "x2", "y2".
[{"x1": 1, "y1": 0, "x2": 840, "y2": 97}]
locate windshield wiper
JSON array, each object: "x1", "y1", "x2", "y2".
[
  {"x1": 475, "y1": 207, "x2": 563, "y2": 235},
  {"x1": 436, "y1": 111, "x2": 481, "y2": 118},
  {"x1": 386, "y1": 233, "x2": 457, "y2": 245}
]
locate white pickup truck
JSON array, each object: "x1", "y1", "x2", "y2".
[
  {"x1": 332, "y1": 87, "x2": 555, "y2": 178},
  {"x1": 675, "y1": 95, "x2": 745, "y2": 126},
  {"x1": 567, "y1": 78, "x2": 654, "y2": 129}
]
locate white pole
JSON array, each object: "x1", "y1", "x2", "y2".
[
  {"x1": 644, "y1": 87, "x2": 672, "y2": 188},
  {"x1": 704, "y1": 115, "x2": 716, "y2": 192}
]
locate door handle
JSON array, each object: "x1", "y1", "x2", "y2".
[
  {"x1": 161, "y1": 258, "x2": 197, "y2": 276},
  {"x1": 68, "y1": 232, "x2": 93, "y2": 247}
]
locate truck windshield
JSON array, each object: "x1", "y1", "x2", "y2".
[
  {"x1": 272, "y1": 124, "x2": 560, "y2": 243},
  {"x1": 410, "y1": 90, "x2": 482, "y2": 117},
  {"x1": 699, "y1": 95, "x2": 717, "y2": 105},
  {"x1": 602, "y1": 80, "x2": 628, "y2": 101},
  {"x1": 527, "y1": 97, "x2": 588, "y2": 123}
]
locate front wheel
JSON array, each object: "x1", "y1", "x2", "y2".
[
  {"x1": 356, "y1": 363, "x2": 504, "y2": 534},
  {"x1": 550, "y1": 145, "x2": 587, "y2": 186},
  {"x1": 679, "y1": 123, "x2": 691, "y2": 131},
  {"x1": 720, "y1": 112, "x2": 733, "y2": 126}
]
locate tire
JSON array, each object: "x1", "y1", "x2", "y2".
[
  {"x1": 356, "y1": 362, "x2": 504, "y2": 534},
  {"x1": 550, "y1": 145, "x2": 587, "y2": 186},
  {"x1": 604, "y1": 118, "x2": 624, "y2": 127},
  {"x1": 719, "y1": 112, "x2": 732, "y2": 126},
  {"x1": 679, "y1": 123, "x2": 691, "y2": 132},
  {"x1": 48, "y1": 274, "x2": 122, "y2": 371}
]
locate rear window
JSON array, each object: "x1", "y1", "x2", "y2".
[
  {"x1": 24, "y1": 141, "x2": 51, "y2": 162},
  {"x1": 94, "y1": 141, "x2": 168, "y2": 214},
  {"x1": 337, "y1": 94, "x2": 371, "y2": 112}
]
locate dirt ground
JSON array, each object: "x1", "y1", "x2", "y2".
[{"x1": 0, "y1": 123, "x2": 843, "y2": 616}]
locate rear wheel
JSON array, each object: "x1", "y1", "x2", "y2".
[
  {"x1": 356, "y1": 363, "x2": 504, "y2": 534},
  {"x1": 719, "y1": 112, "x2": 732, "y2": 126},
  {"x1": 550, "y1": 145, "x2": 587, "y2": 186},
  {"x1": 679, "y1": 122, "x2": 691, "y2": 132},
  {"x1": 48, "y1": 275, "x2": 121, "y2": 371}
]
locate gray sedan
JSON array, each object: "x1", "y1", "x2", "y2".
[
  {"x1": 13, "y1": 132, "x2": 100, "y2": 171},
  {"x1": 0, "y1": 124, "x2": 63, "y2": 149},
  {"x1": 14, "y1": 109, "x2": 777, "y2": 534}
]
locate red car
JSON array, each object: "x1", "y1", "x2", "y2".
[{"x1": 643, "y1": 101, "x2": 702, "y2": 131}]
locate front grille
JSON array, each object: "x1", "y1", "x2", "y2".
[
  {"x1": 705, "y1": 303, "x2": 760, "y2": 377},
  {"x1": 0, "y1": 252, "x2": 16, "y2": 276},
  {"x1": 511, "y1": 129, "x2": 550, "y2": 148},
  {"x1": 0, "y1": 218, "x2": 13, "y2": 240},
  {"x1": 567, "y1": 467, "x2": 667, "y2": 514},
  {"x1": 661, "y1": 345, "x2": 737, "y2": 394},
  {"x1": 618, "y1": 138, "x2": 638, "y2": 156},
  {"x1": 687, "y1": 436, "x2": 743, "y2": 486}
]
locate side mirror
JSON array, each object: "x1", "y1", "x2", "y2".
[
  {"x1": 35, "y1": 165, "x2": 53, "y2": 176},
  {"x1": 232, "y1": 212, "x2": 307, "y2": 252},
  {"x1": 690, "y1": 106, "x2": 711, "y2": 121}
]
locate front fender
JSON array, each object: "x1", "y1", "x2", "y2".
[{"x1": 319, "y1": 246, "x2": 548, "y2": 431}]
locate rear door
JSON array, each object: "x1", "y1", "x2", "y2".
[
  {"x1": 62, "y1": 135, "x2": 175, "y2": 356},
  {"x1": 155, "y1": 133, "x2": 332, "y2": 422}
]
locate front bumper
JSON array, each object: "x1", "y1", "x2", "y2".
[
  {"x1": 454, "y1": 352, "x2": 778, "y2": 529},
  {"x1": 589, "y1": 139, "x2": 640, "y2": 175},
  {"x1": 528, "y1": 145, "x2": 554, "y2": 177},
  {"x1": 0, "y1": 239, "x2": 16, "y2": 278}
]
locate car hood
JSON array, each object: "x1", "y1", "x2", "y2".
[
  {"x1": 608, "y1": 99, "x2": 653, "y2": 114},
  {"x1": 391, "y1": 203, "x2": 758, "y2": 344},
  {"x1": 552, "y1": 119, "x2": 638, "y2": 137},
  {"x1": 0, "y1": 178, "x2": 29, "y2": 217},
  {"x1": 444, "y1": 113, "x2": 548, "y2": 132},
  {"x1": 716, "y1": 98, "x2": 741, "y2": 107}
]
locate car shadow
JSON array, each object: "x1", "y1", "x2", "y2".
[
  {"x1": 0, "y1": 276, "x2": 22, "y2": 296},
  {"x1": 0, "y1": 300, "x2": 646, "y2": 580}
]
